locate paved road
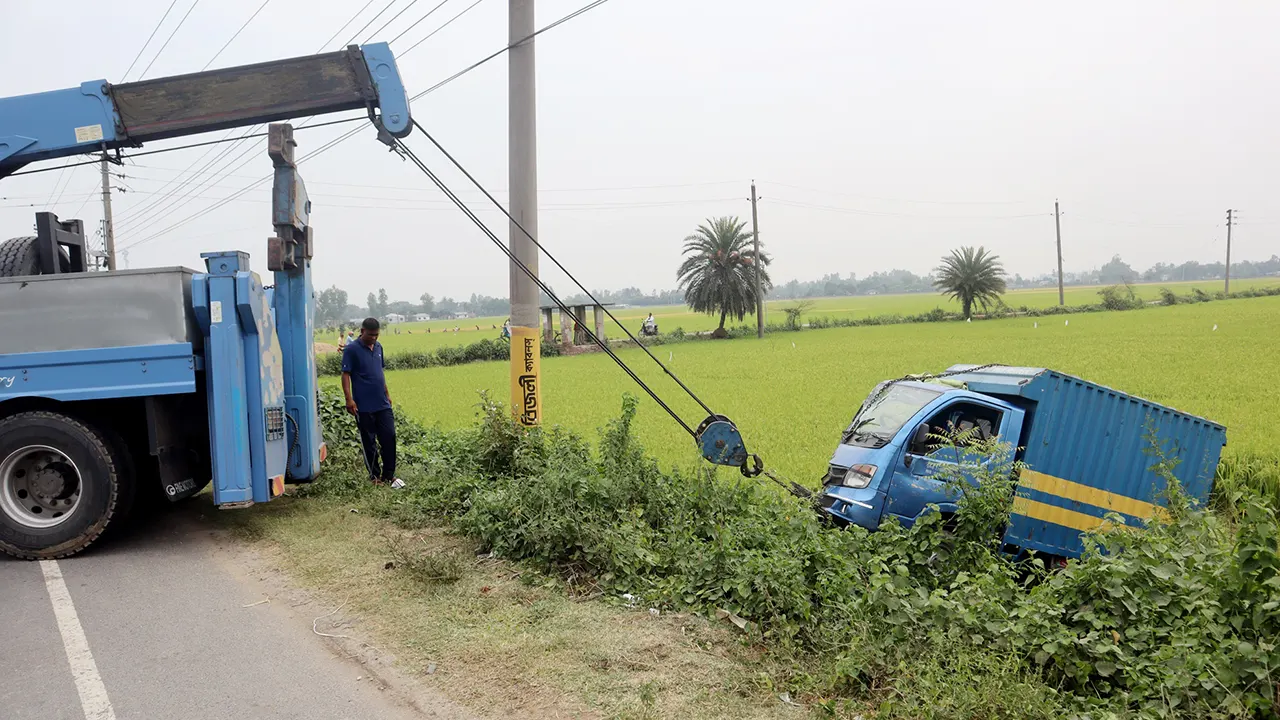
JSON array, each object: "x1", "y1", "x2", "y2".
[{"x1": 0, "y1": 503, "x2": 469, "y2": 720}]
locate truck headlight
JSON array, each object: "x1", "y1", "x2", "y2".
[{"x1": 841, "y1": 464, "x2": 878, "y2": 489}]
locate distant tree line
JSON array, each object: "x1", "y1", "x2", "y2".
[
  {"x1": 771, "y1": 254, "x2": 1280, "y2": 300},
  {"x1": 313, "y1": 251, "x2": 1280, "y2": 329}
]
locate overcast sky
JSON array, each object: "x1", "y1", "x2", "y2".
[{"x1": 3, "y1": 1, "x2": 1277, "y2": 303}]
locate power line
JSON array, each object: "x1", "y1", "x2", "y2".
[
  {"x1": 139, "y1": 0, "x2": 201, "y2": 80},
  {"x1": 122, "y1": 0, "x2": 180, "y2": 80},
  {"x1": 122, "y1": 166, "x2": 741, "y2": 194},
  {"x1": 365, "y1": 0, "x2": 435, "y2": 43},
  {"x1": 43, "y1": 159, "x2": 75, "y2": 206},
  {"x1": 117, "y1": 0, "x2": 292, "y2": 226},
  {"x1": 113, "y1": 0, "x2": 396, "y2": 232},
  {"x1": 388, "y1": 0, "x2": 453, "y2": 43},
  {"x1": 342, "y1": 0, "x2": 399, "y2": 48},
  {"x1": 408, "y1": 0, "x2": 612, "y2": 103},
  {"x1": 318, "y1": 0, "x2": 378, "y2": 52},
  {"x1": 112, "y1": 117, "x2": 364, "y2": 229},
  {"x1": 400, "y1": 0, "x2": 486, "y2": 55},
  {"x1": 118, "y1": 0, "x2": 619, "y2": 251},
  {"x1": 105, "y1": 186, "x2": 739, "y2": 208},
  {"x1": 396, "y1": 124, "x2": 710, "y2": 434},
  {"x1": 202, "y1": 0, "x2": 273, "y2": 70},
  {"x1": 4, "y1": 118, "x2": 365, "y2": 181},
  {"x1": 117, "y1": 0, "x2": 462, "y2": 232}
]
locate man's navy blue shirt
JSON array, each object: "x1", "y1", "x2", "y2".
[{"x1": 341, "y1": 340, "x2": 391, "y2": 413}]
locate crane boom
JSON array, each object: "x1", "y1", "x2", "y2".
[{"x1": 0, "y1": 43, "x2": 410, "y2": 178}]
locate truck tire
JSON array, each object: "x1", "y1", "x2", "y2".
[
  {"x1": 0, "y1": 236, "x2": 72, "y2": 277},
  {"x1": 0, "y1": 236, "x2": 39, "y2": 277},
  {"x1": 0, "y1": 411, "x2": 133, "y2": 559}
]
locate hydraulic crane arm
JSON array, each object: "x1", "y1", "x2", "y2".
[{"x1": 0, "y1": 43, "x2": 410, "y2": 179}]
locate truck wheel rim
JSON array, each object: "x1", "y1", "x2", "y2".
[{"x1": 0, "y1": 445, "x2": 83, "y2": 529}]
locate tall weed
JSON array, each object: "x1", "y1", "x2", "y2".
[{"x1": 311, "y1": 387, "x2": 1280, "y2": 717}]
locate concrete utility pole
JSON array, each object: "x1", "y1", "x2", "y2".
[
  {"x1": 751, "y1": 180, "x2": 763, "y2": 338},
  {"x1": 508, "y1": 0, "x2": 541, "y2": 426},
  {"x1": 1054, "y1": 200, "x2": 1064, "y2": 305},
  {"x1": 1224, "y1": 208, "x2": 1235, "y2": 294},
  {"x1": 100, "y1": 153, "x2": 116, "y2": 271}
]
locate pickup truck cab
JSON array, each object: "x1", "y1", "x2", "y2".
[{"x1": 818, "y1": 365, "x2": 1226, "y2": 559}]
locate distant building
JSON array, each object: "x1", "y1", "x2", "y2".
[
  {"x1": 411, "y1": 313, "x2": 432, "y2": 322},
  {"x1": 451, "y1": 311, "x2": 475, "y2": 320},
  {"x1": 385, "y1": 313, "x2": 405, "y2": 324}
]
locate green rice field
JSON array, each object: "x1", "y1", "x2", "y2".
[
  {"x1": 335, "y1": 295, "x2": 1280, "y2": 485},
  {"x1": 343, "y1": 278, "x2": 1280, "y2": 355}
]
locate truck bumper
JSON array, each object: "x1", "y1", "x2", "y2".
[{"x1": 817, "y1": 487, "x2": 886, "y2": 530}]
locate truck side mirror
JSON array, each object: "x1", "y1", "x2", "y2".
[{"x1": 910, "y1": 422, "x2": 929, "y2": 454}]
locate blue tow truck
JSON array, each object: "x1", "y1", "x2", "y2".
[
  {"x1": 0, "y1": 45, "x2": 412, "y2": 559},
  {"x1": 819, "y1": 365, "x2": 1227, "y2": 560}
]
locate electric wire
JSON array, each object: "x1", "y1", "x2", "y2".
[
  {"x1": 387, "y1": 0, "x2": 453, "y2": 43},
  {"x1": 112, "y1": 117, "x2": 364, "y2": 229},
  {"x1": 390, "y1": 133, "x2": 700, "y2": 436},
  {"x1": 365, "y1": 0, "x2": 436, "y2": 43},
  {"x1": 122, "y1": 0, "x2": 180, "y2": 80},
  {"x1": 114, "y1": 0, "x2": 392, "y2": 232},
  {"x1": 408, "y1": 0, "x2": 612, "y2": 103},
  {"x1": 317, "y1": 0, "x2": 378, "y2": 52},
  {"x1": 116, "y1": 0, "x2": 618, "y2": 250},
  {"x1": 0, "y1": 118, "x2": 365, "y2": 180},
  {"x1": 400, "y1": 0, "x2": 486, "y2": 55},
  {"x1": 139, "y1": 0, "x2": 201, "y2": 80},
  {"x1": 341, "y1": 0, "x2": 399, "y2": 48},
  {"x1": 116, "y1": 0, "x2": 275, "y2": 227},
  {"x1": 43, "y1": 159, "x2": 75, "y2": 206},
  {"x1": 122, "y1": 0, "x2": 604, "y2": 238},
  {"x1": 202, "y1": 0, "x2": 273, "y2": 70}
]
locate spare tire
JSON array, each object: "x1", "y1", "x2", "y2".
[{"x1": 0, "y1": 236, "x2": 39, "y2": 277}]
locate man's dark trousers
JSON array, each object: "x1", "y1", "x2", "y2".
[{"x1": 356, "y1": 408, "x2": 396, "y2": 480}]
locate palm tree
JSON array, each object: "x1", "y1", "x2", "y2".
[
  {"x1": 933, "y1": 246, "x2": 1007, "y2": 320},
  {"x1": 677, "y1": 217, "x2": 772, "y2": 336}
]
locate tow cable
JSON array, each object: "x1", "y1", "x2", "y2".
[{"x1": 389, "y1": 120, "x2": 801, "y2": 493}]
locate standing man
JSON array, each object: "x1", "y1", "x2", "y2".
[{"x1": 341, "y1": 318, "x2": 404, "y2": 488}]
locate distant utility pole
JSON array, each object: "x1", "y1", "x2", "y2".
[
  {"x1": 100, "y1": 153, "x2": 116, "y2": 271},
  {"x1": 1054, "y1": 200, "x2": 1064, "y2": 305},
  {"x1": 508, "y1": 0, "x2": 541, "y2": 427},
  {"x1": 751, "y1": 180, "x2": 763, "y2": 338},
  {"x1": 1224, "y1": 208, "x2": 1235, "y2": 294}
]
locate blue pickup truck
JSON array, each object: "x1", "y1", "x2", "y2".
[{"x1": 818, "y1": 365, "x2": 1227, "y2": 559}]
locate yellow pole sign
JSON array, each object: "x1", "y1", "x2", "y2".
[{"x1": 510, "y1": 326, "x2": 541, "y2": 426}]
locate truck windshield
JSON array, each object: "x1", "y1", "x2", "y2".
[{"x1": 844, "y1": 384, "x2": 943, "y2": 447}]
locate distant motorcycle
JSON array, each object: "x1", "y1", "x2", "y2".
[{"x1": 639, "y1": 321, "x2": 659, "y2": 337}]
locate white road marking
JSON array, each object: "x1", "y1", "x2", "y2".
[{"x1": 39, "y1": 560, "x2": 117, "y2": 720}]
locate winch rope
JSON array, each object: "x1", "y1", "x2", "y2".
[
  {"x1": 409, "y1": 119, "x2": 719, "y2": 419},
  {"x1": 389, "y1": 132, "x2": 700, "y2": 437}
]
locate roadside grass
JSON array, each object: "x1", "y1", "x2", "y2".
[{"x1": 220, "y1": 496, "x2": 804, "y2": 720}]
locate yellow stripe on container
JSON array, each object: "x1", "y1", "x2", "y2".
[
  {"x1": 1018, "y1": 469, "x2": 1168, "y2": 521},
  {"x1": 1010, "y1": 496, "x2": 1123, "y2": 533}
]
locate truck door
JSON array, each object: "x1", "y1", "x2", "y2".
[{"x1": 883, "y1": 398, "x2": 1022, "y2": 525}]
